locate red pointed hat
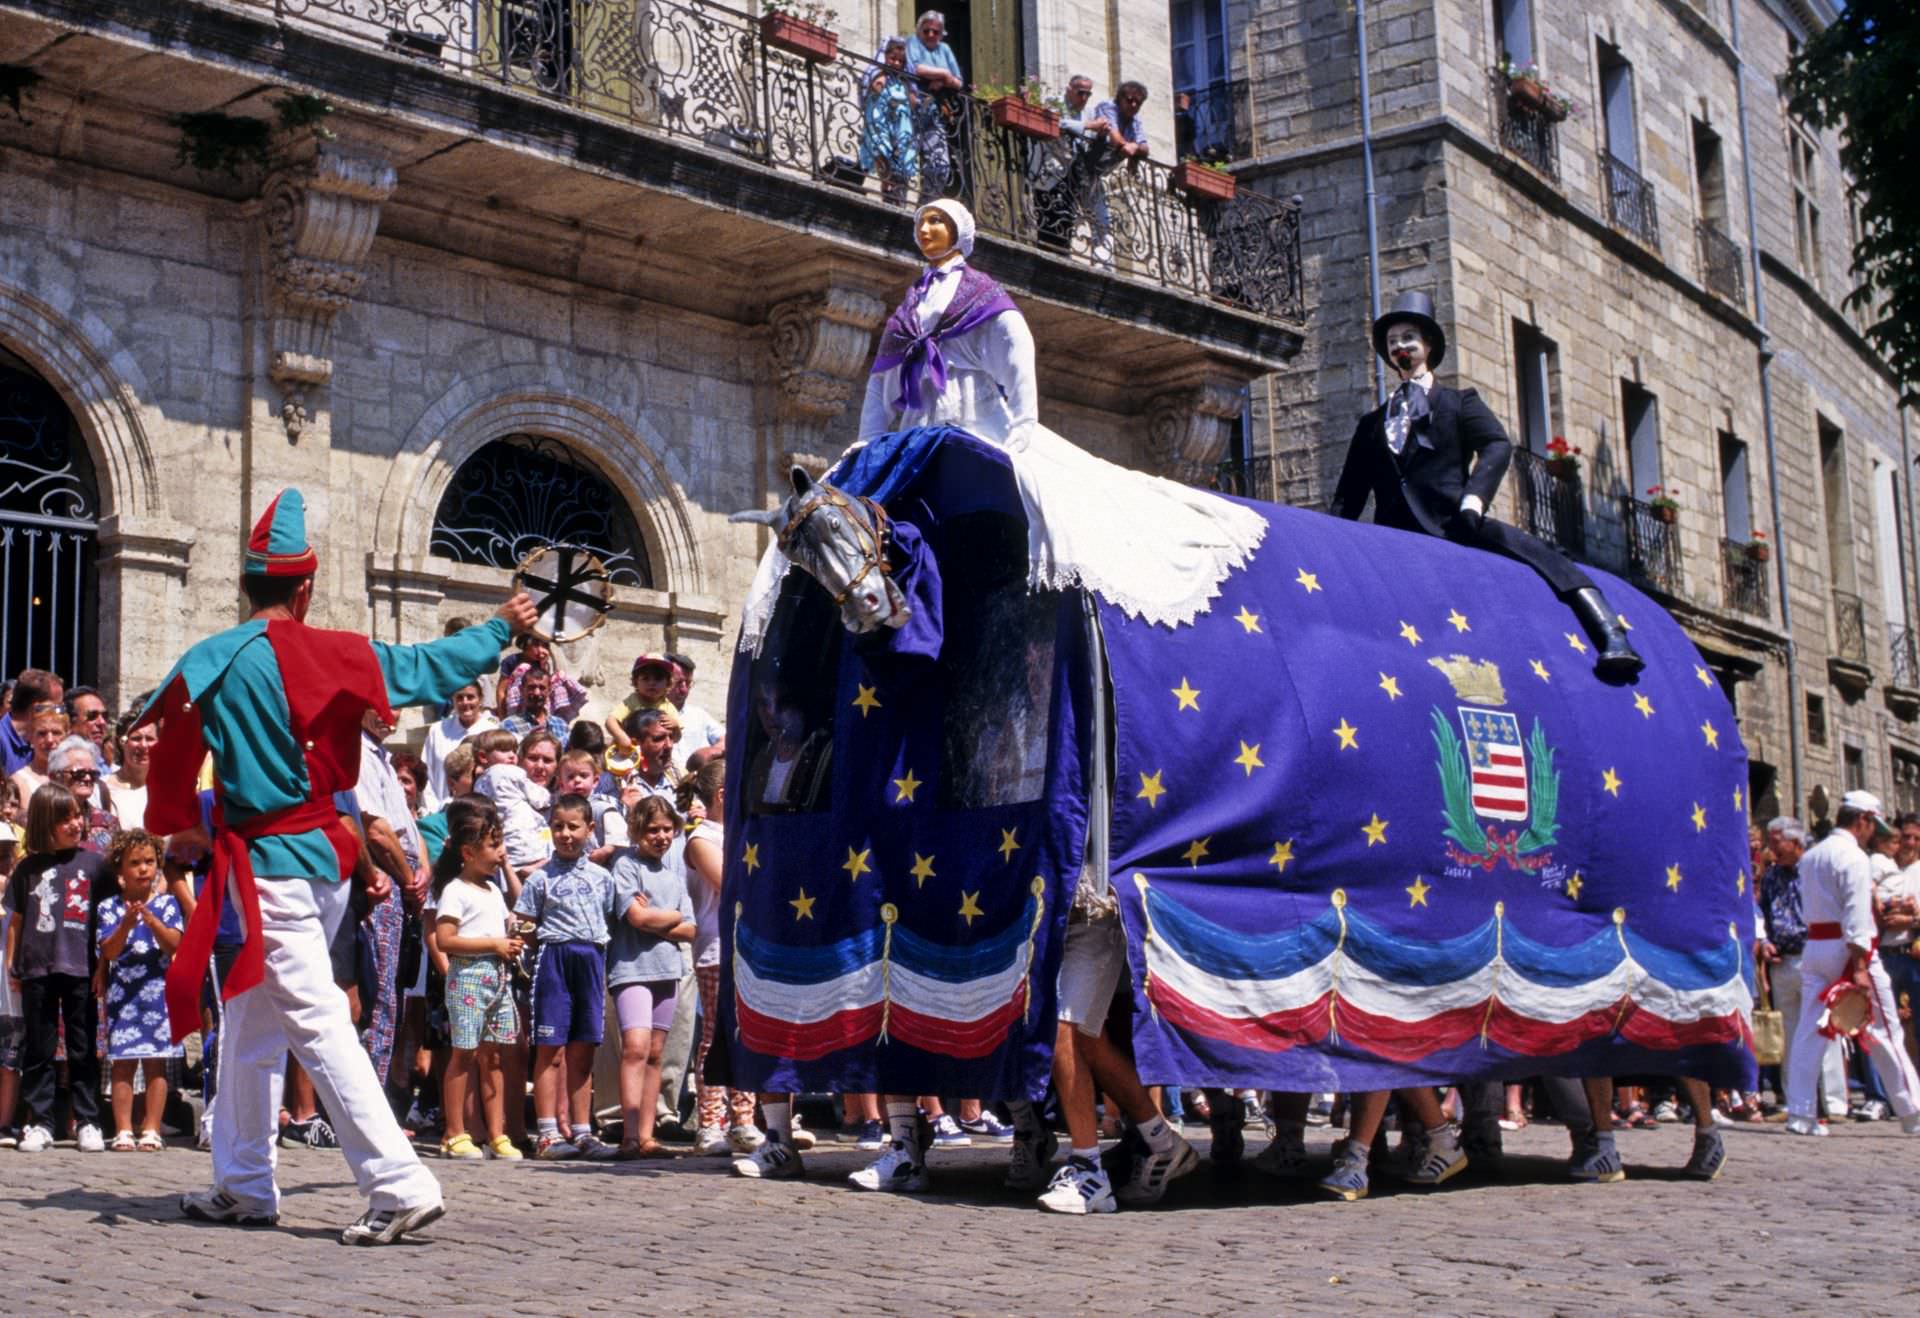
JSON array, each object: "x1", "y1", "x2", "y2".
[{"x1": 244, "y1": 488, "x2": 318, "y2": 577}]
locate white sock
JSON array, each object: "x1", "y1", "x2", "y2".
[
  {"x1": 1069, "y1": 1144, "x2": 1100, "y2": 1164},
  {"x1": 886, "y1": 1102, "x2": 918, "y2": 1154},
  {"x1": 1007, "y1": 1099, "x2": 1040, "y2": 1137},
  {"x1": 1136, "y1": 1114, "x2": 1173, "y2": 1153},
  {"x1": 762, "y1": 1101, "x2": 792, "y2": 1143},
  {"x1": 537, "y1": 1118, "x2": 560, "y2": 1139}
]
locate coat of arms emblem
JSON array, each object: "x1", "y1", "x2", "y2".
[{"x1": 1426, "y1": 656, "x2": 1560, "y2": 872}]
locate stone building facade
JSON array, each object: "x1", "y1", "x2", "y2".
[
  {"x1": 1205, "y1": 0, "x2": 1912, "y2": 823},
  {"x1": 0, "y1": 0, "x2": 1301, "y2": 736}
]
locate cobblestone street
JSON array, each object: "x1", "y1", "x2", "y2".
[{"x1": 3, "y1": 1118, "x2": 1915, "y2": 1314}]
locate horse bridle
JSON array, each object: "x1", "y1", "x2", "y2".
[{"x1": 782, "y1": 483, "x2": 894, "y2": 609}]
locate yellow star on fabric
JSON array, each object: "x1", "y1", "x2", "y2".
[
  {"x1": 1736, "y1": 870, "x2": 1747, "y2": 896},
  {"x1": 1447, "y1": 609, "x2": 1470, "y2": 633},
  {"x1": 1566, "y1": 632, "x2": 1589, "y2": 654},
  {"x1": 1296, "y1": 567, "x2": 1322, "y2": 594},
  {"x1": 1620, "y1": 615, "x2": 1634, "y2": 630},
  {"x1": 852, "y1": 684, "x2": 882, "y2": 718},
  {"x1": 1234, "y1": 605, "x2": 1263, "y2": 633},
  {"x1": 1602, "y1": 768, "x2": 1622, "y2": 797},
  {"x1": 1406, "y1": 875, "x2": 1431, "y2": 907},
  {"x1": 1378, "y1": 672, "x2": 1403, "y2": 700},
  {"x1": 1136, "y1": 769, "x2": 1167, "y2": 808},
  {"x1": 1633, "y1": 693, "x2": 1655, "y2": 718},
  {"x1": 1267, "y1": 839, "x2": 1295, "y2": 873},
  {"x1": 789, "y1": 888, "x2": 816, "y2": 920},
  {"x1": 1702, "y1": 720, "x2": 1720, "y2": 749},
  {"x1": 1566, "y1": 873, "x2": 1584, "y2": 900},
  {"x1": 1182, "y1": 837, "x2": 1211, "y2": 867},
  {"x1": 910, "y1": 853, "x2": 937, "y2": 887},
  {"x1": 998, "y1": 828, "x2": 1021, "y2": 862},
  {"x1": 1399, "y1": 620, "x2": 1423, "y2": 646},
  {"x1": 841, "y1": 847, "x2": 872, "y2": 881},
  {"x1": 1333, "y1": 719, "x2": 1359, "y2": 750},
  {"x1": 1530, "y1": 659, "x2": 1550, "y2": 682},
  {"x1": 1234, "y1": 740, "x2": 1266, "y2": 776},
  {"x1": 1695, "y1": 664, "x2": 1714, "y2": 688},
  {"x1": 1362, "y1": 813, "x2": 1389, "y2": 847},
  {"x1": 742, "y1": 843, "x2": 761, "y2": 874},
  {"x1": 1172, "y1": 677, "x2": 1201, "y2": 712},
  {"x1": 892, "y1": 769, "x2": 922, "y2": 803},
  {"x1": 1665, "y1": 863, "x2": 1684, "y2": 892},
  {"x1": 957, "y1": 890, "x2": 983, "y2": 926},
  {"x1": 1734, "y1": 787, "x2": 1744, "y2": 811},
  {"x1": 1691, "y1": 802, "x2": 1708, "y2": 832}
]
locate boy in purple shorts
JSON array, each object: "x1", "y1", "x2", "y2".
[{"x1": 514, "y1": 795, "x2": 621, "y2": 1160}]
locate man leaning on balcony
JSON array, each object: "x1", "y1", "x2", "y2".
[
  {"x1": 1077, "y1": 81, "x2": 1150, "y2": 267},
  {"x1": 1330, "y1": 290, "x2": 1643, "y2": 680}
]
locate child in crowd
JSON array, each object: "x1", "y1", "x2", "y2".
[
  {"x1": 4, "y1": 783, "x2": 109, "y2": 1152},
  {"x1": 555, "y1": 749, "x2": 625, "y2": 865},
  {"x1": 607, "y1": 796, "x2": 695, "y2": 1158},
  {"x1": 604, "y1": 654, "x2": 678, "y2": 753},
  {"x1": 95, "y1": 828, "x2": 183, "y2": 1151},
  {"x1": 431, "y1": 802, "x2": 524, "y2": 1161},
  {"x1": 515, "y1": 793, "x2": 621, "y2": 1160},
  {"x1": 0, "y1": 779, "x2": 21, "y2": 1146},
  {"x1": 472, "y1": 729, "x2": 548, "y2": 890}
]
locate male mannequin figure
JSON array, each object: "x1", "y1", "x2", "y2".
[{"x1": 1331, "y1": 291, "x2": 1642, "y2": 678}]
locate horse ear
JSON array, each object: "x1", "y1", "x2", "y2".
[
  {"x1": 790, "y1": 466, "x2": 814, "y2": 496},
  {"x1": 728, "y1": 507, "x2": 782, "y2": 527}
]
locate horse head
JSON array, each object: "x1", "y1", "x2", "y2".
[{"x1": 732, "y1": 466, "x2": 909, "y2": 634}]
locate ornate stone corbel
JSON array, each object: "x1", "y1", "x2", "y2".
[
  {"x1": 261, "y1": 139, "x2": 396, "y2": 439},
  {"x1": 1146, "y1": 378, "x2": 1247, "y2": 485},
  {"x1": 768, "y1": 286, "x2": 889, "y2": 424}
]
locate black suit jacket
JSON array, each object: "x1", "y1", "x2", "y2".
[{"x1": 1330, "y1": 384, "x2": 1513, "y2": 537}]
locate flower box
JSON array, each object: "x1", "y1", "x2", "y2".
[
  {"x1": 1546, "y1": 457, "x2": 1579, "y2": 481},
  {"x1": 1747, "y1": 541, "x2": 1771, "y2": 563},
  {"x1": 759, "y1": 13, "x2": 838, "y2": 63},
  {"x1": 1650, "y1": 503, "x2": 1679, "y2": 525},
  {"x1": 1507, "y1": 74, "x2": 1570, "y2": 123},
  {"x1": 989, "y1": 95, "x2": 1060, "y2": 139},
  {"x1": 1171, "y1": 161, "x2": 1237, "y2": 202}
]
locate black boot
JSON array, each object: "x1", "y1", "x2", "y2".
[{"x1": 1568, "y1": 587, "x2": 1644, "y2": 680}]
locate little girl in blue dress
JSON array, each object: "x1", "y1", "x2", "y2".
[{"x1": 95, "y1": 829, "x2": 183, "y2": 1151}]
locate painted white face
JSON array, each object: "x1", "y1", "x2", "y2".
[{"x1": 1385, "y1": 323, "x2": 1429, "y2": 377}]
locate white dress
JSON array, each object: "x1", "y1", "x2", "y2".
[{"x1": 743, "y1": 260, "x2": 1267, "y2": 650}]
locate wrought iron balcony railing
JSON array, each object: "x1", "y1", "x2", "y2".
[
  {"x1": 1490, "y1": 71, "x2": 1560, "y2": 183},
  {"x1": 1510, "y1": 448, "x2": 1585, "y2": 558},
  {"x1": 1176, "y1": 79, "x2": 1253, "y2": 164},
  {"x1": 1719, "y1": 538, "x2": 1770, "y2": 620},
  {"x1": 1622, "y1": 497, "x2": 1682, "y2": 596},
  {"x1": 1212, "y1": 454, "x2": 1274, "y2": 501},
  {"x1": 1601, "y1": 151, "x2": 1661, "y2": 251},
  {"x1": 1833, "y1": 590, "x2": 1868, "y2": 664},
  {"x1": 218, "y1": 0, "x2": 1304, "y2": 321},
  {"x1": 1696, "y1": 221, "x2": 1746, "y2": 306},
  {"x1": 1892, "y1": 624, "x2": 1919, "y2": 690}
]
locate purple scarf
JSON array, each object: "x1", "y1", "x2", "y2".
[{"x1": 871, "y1": 264, "x2": 1019, "y2": 414}]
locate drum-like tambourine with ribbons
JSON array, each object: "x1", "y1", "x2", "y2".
[{"x1": 512, "y1": 543, "x2": 616, "y2": 644}]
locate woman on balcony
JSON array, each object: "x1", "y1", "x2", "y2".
[{"x1": 861, "y1": 38, "x2": 918, "y2": 206}]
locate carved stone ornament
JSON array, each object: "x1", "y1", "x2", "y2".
[
  {"x1": 768, "y1": 287, "x2": 888, "y2": 423},
  {"x1": 1146, "y1": 379, "x2": 1245, "y2": 484},
  {"x1": 262, "y1": 140, "x2": 397, "y2": 438}
]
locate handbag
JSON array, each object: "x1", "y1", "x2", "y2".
[{"x1": 1751, "y1": 983, "x2": 1786, "y2": 1066}]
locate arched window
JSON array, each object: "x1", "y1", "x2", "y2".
[
  {"x1": 0, "y1": 350, "x2": 100, "y2": 684},
  {"x1": 430, "y1": 433, "x2": 654, "y2": 588}
]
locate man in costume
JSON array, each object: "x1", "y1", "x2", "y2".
[
  {"x1": 1783, "y1": 790, "x2": 1920, "y2": 1136},
  {"x1": 1331, "y1": 290, "x2": 1642, "y2": 679},
  {"x1": 140, "y1": 489, "x2": 536, "y2": 1244}
]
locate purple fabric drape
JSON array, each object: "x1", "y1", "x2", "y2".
[{"x1": 871, "y1": 265, "x2": 1019, "y2": 414}]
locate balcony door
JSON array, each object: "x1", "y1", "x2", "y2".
[
  {"x1": 1598, "y1": 41, "x2": 1636, "y2": 170},
  {"x1": 898, "y1": 1, "x2": 1021, "y2": 90}
]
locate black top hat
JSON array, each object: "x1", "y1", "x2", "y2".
[{"x1": 1372, "y1": 290, "x2": 1447, "y2": 370}]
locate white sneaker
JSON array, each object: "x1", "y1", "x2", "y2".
[
  {"x1": 726, "y1": 1123, "x2": 766, "y2": 1154},
  {"x1": 196, "y1": 1116, "x2": 214, "y2": 1152},
  {"x1": 732, "y1": 1136, "x2": 804, "y2": 1179},
  {"x1": 76, "y1": 1124, "x2": 106, "y2": 1153},
  {"x1": 1783, "y1": 1115, "x2": 1830, "y2": 1137},
  {"x1": 1406, "y1": 1121, "x2": 1468, "y2": 1185},
  {"x1": 788, "y1": 1116, "x2": 817, "y2": 1151},
  {"x1": 17, "y1": 1124, "x2": 54, "y2": 1153},
  {"x1": 1114, "y1": 1130, "x2": 1199, "y2": 1205},
  {"x1": 1037, "y1": 1156, "x2": 1117, "y2": 1215},
  {"x1": 693, "y1": 1126, "x2": 730, "y2": 1156},
  {"x1": 849, "y1": 1139, "x2": 927, "y2": 1193}
]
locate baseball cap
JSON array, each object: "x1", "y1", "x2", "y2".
[
  {"x1": 631, "y1": 653, "x2": 675, "y2": 677},
  {"x1": 1841, "y1": 789, "x2": 1895, "y2": 837}
]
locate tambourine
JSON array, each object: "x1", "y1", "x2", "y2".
[
  {"x1": 1816, "y1": 978, "x2": 1874, "y2": 1044},
  {"x1": 512, "y1": 543, "x2": 615, "y2": 644}
]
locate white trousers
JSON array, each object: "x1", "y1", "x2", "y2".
[
  {"x1": 1785, "y1": 940, "x2": 1920, "y2": 1121},
  {"x1": 1772, "y1": 952, "x2": 1849, "y2": 1117},
  {"x1": 210, "y1": 876, "x2": 441, "y2": 1216}
]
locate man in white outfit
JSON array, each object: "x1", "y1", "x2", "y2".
[
  {"x1": 1783, "y1": 791, "x2": 1920, "y2": 1136},
  {"x1": 1756, "y1": 819, "x2": 1850, "y2": 1121}
]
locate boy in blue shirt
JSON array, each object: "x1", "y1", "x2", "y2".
[{"x1": 515, "y1": 794, "x2": 620, "y2": 1159}]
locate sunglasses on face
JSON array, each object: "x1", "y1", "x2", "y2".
[{"x1": 57, "y1": 769, "x2": 99, "y2": 783}]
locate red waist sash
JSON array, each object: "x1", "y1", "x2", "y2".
[
  {"x1": 1807, "y1": 922, "x2": 1845, "y2": 940},
  {"x1": 163, "y1": 797, "x2": 354, "y2": 1043}
]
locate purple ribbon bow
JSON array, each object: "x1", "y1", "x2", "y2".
[{"x1": 872, "y1": 265, "x2": 1019, "y2": 414}]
